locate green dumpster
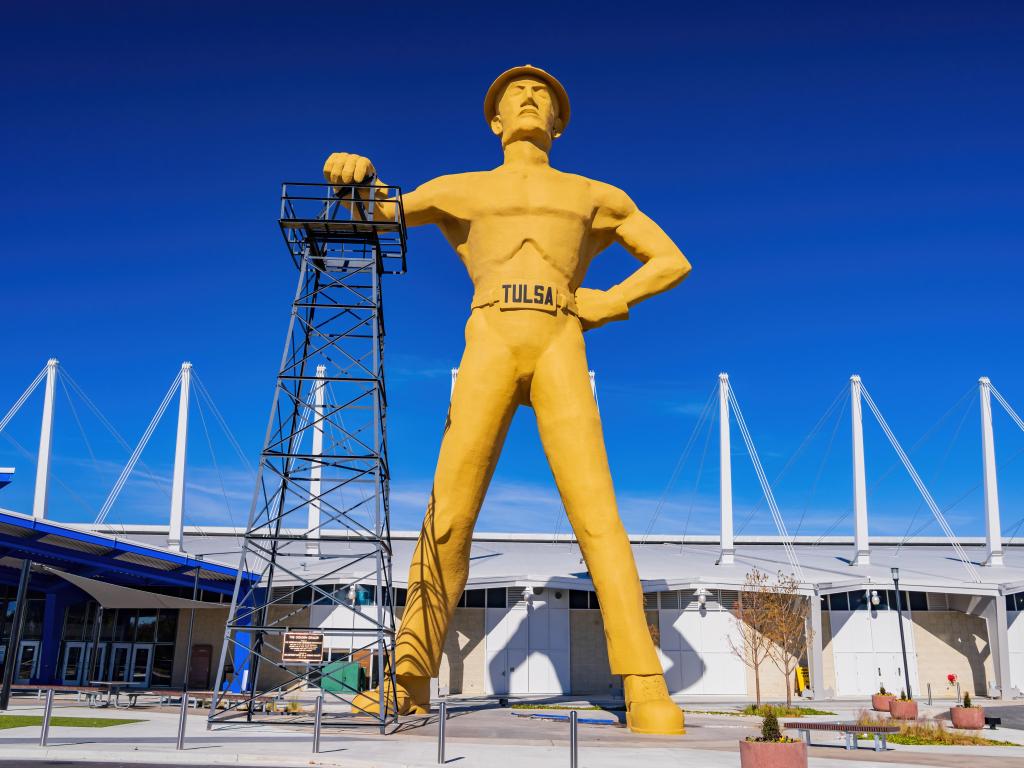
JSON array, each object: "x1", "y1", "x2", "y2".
[{"x1": 320, "y1": 660, "x2": 367, "y2": 694}]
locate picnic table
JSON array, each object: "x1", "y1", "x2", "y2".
[
  {"x1": 88, "y1": 680, "x2": 144, "y2": 708},
  {"x1": 783, "y1": 720, "x2": 900, "y2": 752}
]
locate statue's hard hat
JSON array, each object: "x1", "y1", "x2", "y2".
[{"x1": 484, "y1": 65, "x2": 571, "y2": 130}]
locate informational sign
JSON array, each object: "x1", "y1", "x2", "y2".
[{"x1": 281, "y1": 631, "x2": 324, "y2": 664}]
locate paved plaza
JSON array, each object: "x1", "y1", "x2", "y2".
[{"x1": 3, "y1": 696, "x2": 1024, "y2": 768}]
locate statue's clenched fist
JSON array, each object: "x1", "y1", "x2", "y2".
[{"x1": 323, "y1": 152, "x2": 376, "y2": 185}]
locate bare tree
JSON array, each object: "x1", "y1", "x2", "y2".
[
  {"x1": 763, "y1": 571, "x2": 812, "y2": 707},
  {"x1": 729, "y1": 569, "x2": 775, "y2": 706}
]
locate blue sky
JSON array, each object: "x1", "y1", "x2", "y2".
[{"x1": 1, "y1": 2, "x2": 1022, "y2": 542}]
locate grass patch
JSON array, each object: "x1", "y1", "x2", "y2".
[
  {"x1": 0, "y1": 715, "x2": 144, "y2": 730},
  {"x1": 856, "y1": 711, "x2": 1014, "y2": 746},
  {"x1": 510, "y1": 704, "x2": 606, "y2": 711},
  {"x1": 740, "y1": 704, "x2": 836, "y2": 718}
]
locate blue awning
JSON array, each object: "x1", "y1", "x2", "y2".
[{"x1": 0, "y1": 509, "x2": 255, "y2": 595}]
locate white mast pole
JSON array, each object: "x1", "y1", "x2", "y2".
[
  {"x1": 718, "y1": 373, "x2": 735, "y2": 565},
  {"x1": 168, "y1": 362, "x2": 191, "y2": 550},
  {"x1": 851, "y1": 375, "x2": 870, "y2": 565},
  {"x1": 32, "y1": 358, "x2": 59, "y2": 520},
  {"x1": 980, "y1": 377, "x2": 1003, "y2": 566},
  {"x1": 307, "y1": 364, "x2": 326, "y2": 557}
]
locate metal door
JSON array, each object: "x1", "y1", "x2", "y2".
[
  {"x1": 130, "y1": 645, "x2": 153, "y2": 687},
  {"x1": 14, "y1": 640, "x2": 40, "y2": 683}
]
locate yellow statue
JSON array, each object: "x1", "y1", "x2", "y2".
[{"x1": 323, "y1": 65, "x2": 691, "y2": 735}]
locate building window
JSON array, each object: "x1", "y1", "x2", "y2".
[
  {"x1": 461, "y1": 589, "x2": 485, "y2": 608},
  {"x1": 828, "y1": 593, "x2": 849, "y2": 611},
  {"x1": 569, "y1": 590, "x2": 600, "y2": 610},
  {"x1": 486, "y1": 588, "x2": 506, "y2": 609}
]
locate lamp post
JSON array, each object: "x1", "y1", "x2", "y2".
[{"x1": 891, "y1": 567, "x2": 912, "y2": 699}]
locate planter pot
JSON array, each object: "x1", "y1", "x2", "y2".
[
  {"x1": 888, "y1": 699, "x2": 918, "y2": 720},
  {"x1": 739, "y1": 740, "x2": 808, "y2": 768},
  {"x1": 950, "y1": 706, "x2": 985, "y2": 729},
  {"x1": 871, "y1": 694, "x2": 894, "y2": 712}
]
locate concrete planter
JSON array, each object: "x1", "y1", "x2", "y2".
[
  {"x1": 888, "y1": 699, "x2": 918, "y2": 720},
  {"x1": 950, "y1": 706, "x2": 984, "y2": 729},
  {"x1": 739, "y1": 740, "x2": 808, "y2": 768},
  {"x1": 871, "y1": 694, "x2": 894, "y2": 712}
]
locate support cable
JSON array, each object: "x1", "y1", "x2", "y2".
[
  {"x1": 1, "y1": 432, "x2": 94, "y2": 517},
  {"x1": 727, "y1": 382, "x2": 805, "y2": 582},
  {"x1": 810, "y1": 385, "x2": 975, "y2": 548},
  {"x1": 62, "y1": 369, "x2": 170, "y2": 502},
  {"x1": 991, "y1": 384, "x2": 1024, "y2": 435},
  {"x1": 896, "y1": 395, "x2": 972, "y2": 556},
  {"x1": 0, "y1": 365, "x2": 48, "y2": 435},
  {"x1": 736, "y1": 385, "x2": 847, "y2": 536},
  {"x1": 680, "y1": 404, "x2": 715, "y2": 543},
  {"x1": 192, "y1": 373, "x2": 255, "y2": 474},
  {"x1": 795, "y1": 397, "x2": 847, "y2": 536},
  {"x1": 60, "y1": 374, "x2": 99, "y2": 469},
  {"x1": 859, "y1": 383, "x2": 981, "y2": 583},
  {"x1": 641, "y1": 384, "x2": 716, "y2": 542},
  {"x1": 194, "y1": 393, "x2": 238, "y2": 532},
  {"x1": 95, "y1": 370, "x2": 183, "y2": 525}
]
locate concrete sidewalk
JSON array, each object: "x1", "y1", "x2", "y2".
[{"x1": 2, "y1": 699, "x2": 1024, "y2": 768}]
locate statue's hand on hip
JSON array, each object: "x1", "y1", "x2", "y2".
[{"x1": 575, "y1": 288, "x2": 629, "y2": 331}]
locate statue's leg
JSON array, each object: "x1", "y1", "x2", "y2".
[
  {"x1": 530, "y1": 322, "x2": 684, "y2": 735},
  {"x1": 353, "y1": 312, "x2": 519, "y2": 715}
]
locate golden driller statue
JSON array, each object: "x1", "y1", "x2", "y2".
[{"x1": 323, "y1": 65, "x2": 691, "y2": 734}]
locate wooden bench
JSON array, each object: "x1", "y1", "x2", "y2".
[{"x1": 783, "y1": 721, "x2": 900, "y2": 752}]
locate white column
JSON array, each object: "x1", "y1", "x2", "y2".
[
  {"x1": 808, "y1": 590, "x2": 826, "y2": 698},
  {"x1": 307, "y1": 365, "x2": 326, "y2": 557},
  {"x1": 850, "y1": 375, "x2": 870, "y2": 565},
  {"x1": 450, "y1": 368, "x2": 459, "y2": 400},
  {"x1": 979, "y1": 377, "x2": 1003, "y2": 566},
  {"x1": 718, "y1": 373, "x2": 735, "y2": 565},
  {"x1": 32, "y1": 358, "x2": 58, "y2": 520},
  {"x1": 589, "y1": 370, "x2": 600, "y2": 412},
  {"x1": 168, "y1": 362, "x2": 191, "y2": 551},
  {"x1": 982, "y1": 596, "x2": 1013, "y2": 698}
]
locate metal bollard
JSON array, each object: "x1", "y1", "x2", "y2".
[
  {"x1": 39, "y1": 689, "x2": 54, "y2": 747},
  {"x1": 437, "y1": 700, "x2": 447, "y2": 764},
  {"x1": 927, "y1": 683, "x2": 932, "y2": 706},
  {"x1": 176, "y1": 691, "x2": 189, "y2": 750},
  {"x1": 569, "y1": 709, "x2": 578, "y2": 768},
  {"x1": 956, "y1": 682, "x2": 961, "y2": 704},
  {"x1": 312, "y1": 695, "x2": 323, "y2": 754}
]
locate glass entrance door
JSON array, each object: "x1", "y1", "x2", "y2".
[
  {"x1": 62, "y1": 642, "x2": 87, "y2": 685},
  {"x1": 109, "y1": 643, "x2": 131, "y2": 682},
  {"x1": 15, "y1": 641, "x2": 40, "y2": 683},
  {"x1": 130, "y1": 645, "x2": 152, "y2": 687},
  {"x1": 62, "y1": 642, "x2": 107, "y2": 685}
]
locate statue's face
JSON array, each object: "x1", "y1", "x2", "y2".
[{"x1": 491, "y1": 77, "x2": 563, "y2": 146}]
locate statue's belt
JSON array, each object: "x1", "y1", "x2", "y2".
[{"x1": 471, "y1": 282, "x2": 577, "y2": 316}]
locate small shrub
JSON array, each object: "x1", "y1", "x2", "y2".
[
  {"x1": 878, "y1": 685, "x2": 888, "y2": 696},
  {"x1": 962, "y1": 692, "x2": 972, "y2": 709},
  {"x1": 898, "y1": 689, "x2": 911, "y2": 701},
  {"x1": 761, "y1": 711, "x2": 782, "y2": 742}
]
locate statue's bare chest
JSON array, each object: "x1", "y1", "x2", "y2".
[{"x1": 457, "y1": 171, "x2": 593, "y2": 227}]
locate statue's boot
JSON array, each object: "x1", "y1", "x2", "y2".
[
  {"x1": 623, "y1": 674, "x2": 685, "y2": 735},
  {"x1": 350, "y1": 674, "x2": 430, "y2": 716}
]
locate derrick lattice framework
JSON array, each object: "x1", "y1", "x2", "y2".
[{"x1": 210, "y1": 183, "x2": 406, "y2": 730}]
